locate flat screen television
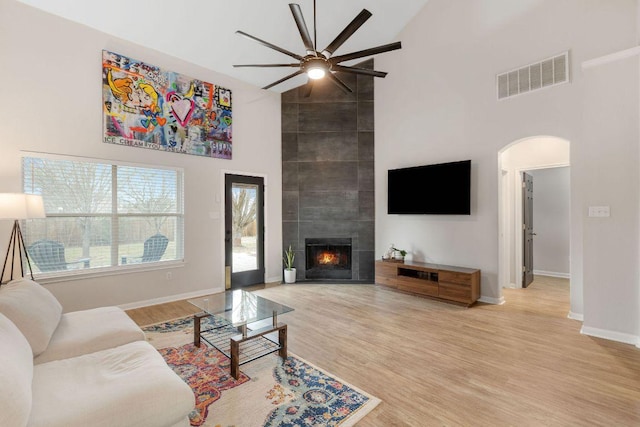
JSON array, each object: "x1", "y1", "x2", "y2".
[{"x1": 387, "y1": 160, "x2": 471, "y2": 215}]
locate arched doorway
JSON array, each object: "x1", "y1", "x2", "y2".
[{"x1": 498, "y1": 136, "x2": 575, "y2": 312}]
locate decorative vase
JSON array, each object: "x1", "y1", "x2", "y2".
[{"x1": 284, "y1": 268, "x2": 296, "y2": 284}]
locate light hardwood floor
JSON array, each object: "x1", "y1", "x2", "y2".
[{"x1": 127, "y1": 277, "x2": 640, "y2": 426}]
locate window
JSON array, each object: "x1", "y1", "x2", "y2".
[{"x1": 22, "y1": 156, "x2": 184, "y2": 276}]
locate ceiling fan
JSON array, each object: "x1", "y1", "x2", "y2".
[{"x1": 234, "y1": 0, "x2": 402, "y2": 96}]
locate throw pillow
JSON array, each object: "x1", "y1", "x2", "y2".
[{"x1": 0, "y1": 278, "x2": 62, "y2": 356}]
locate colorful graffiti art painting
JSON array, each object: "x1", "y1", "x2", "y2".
[{"x1": 102, "y1": 50, "x2": 232, "y2": 159}]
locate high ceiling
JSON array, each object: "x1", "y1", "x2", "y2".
[{"x1": 17, "y1": 0, "x2": 429, "y2": 92}]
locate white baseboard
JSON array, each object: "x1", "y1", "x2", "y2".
[
  {"x1": 478, "y1": 295, "x2": 505, "y2": 305},
  {"x1": 119, "y1": 277, "x2": 285, "y2": 310},
  {"x1": 580, "y1": 325, "x2": 638, "y2": 346},
  {"x1": 567, "y1": 311, "x2": 584, "y2": 321},
  {"x1": 533, "y1": 270, "x2": 570, "y2": 279},
  {"x1": 266, "y1": 275, "x2": 282, "y2": 284},
  {"x1": 118, "y1": 287, "x2": 223, "y2": 310}
]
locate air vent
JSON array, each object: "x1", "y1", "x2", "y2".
[{"x1": 497, "y1": 51, "x2": 570, "y2": 100}]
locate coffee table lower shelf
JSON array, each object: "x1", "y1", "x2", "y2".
[{"x1": 193, "y1": 312, "x2": 288, "y2": 379}]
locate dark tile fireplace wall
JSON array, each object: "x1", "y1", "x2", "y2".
[{"x1": 281, "y1": 59, "x2": 375, "y2": 282}]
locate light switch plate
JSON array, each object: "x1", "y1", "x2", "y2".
[{"x1": 588, "y1": 206, "x2": 610, "y2": 217}]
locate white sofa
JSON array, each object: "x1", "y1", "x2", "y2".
[{"x1": 0, "y1": 278, "x2": 194, "y2": 427}]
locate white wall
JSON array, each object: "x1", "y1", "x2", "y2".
[
  {"x1": 0, "y1": 0, "x2": 282, "y2": 311},
  {"x1": 530, "y1": 167, "x2": 570, "y2": 277},
  {"x1": 375, "y1": 0, "x2": 639, "y2": 339},
  {"x1": 580, "y1": 57, "x2": 639, "y2": 343}
]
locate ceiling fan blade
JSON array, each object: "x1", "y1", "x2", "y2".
[
  {"x1": 330, "y1": 41, "x2": 402, "y2": 64},
  {"x1": 262, "y1": 69, "x2": 305, "y2": 90},
  {"x1": 236, "y1": 30, "x2": 304, "y2": 61},
  {"x1": 326, "y1": 72, "x2": 353, "y2": 94},
  {"x1": 289, "y1": 4, "x2": 316, "y2": 55},
  {"x1": 332, "y1": 65, "x2": 388, "y2": 78},
  {"x1": 321, "y1": 9, "x2": 372, "y2": 58},
  {"x1": 302, "y1": 79, "x2": 314, "y2": 98},
  {"x1": 234, "y1": 63, "x2": 300, "y2": 68}
]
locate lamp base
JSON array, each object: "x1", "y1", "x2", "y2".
[{"x1": 1, "y1": 220, "x2": 34, "y2": 284}]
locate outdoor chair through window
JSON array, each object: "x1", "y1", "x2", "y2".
[
  {"x1": 27, "y1": 240, "x2": 91, "y2": 272},
  {"x1": 121, "y1": 233, "x2": 169, "y2": 265}
]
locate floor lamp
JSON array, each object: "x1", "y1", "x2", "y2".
[{"x1": 0, "y1": 193, "x2": 46, "y2": 284}]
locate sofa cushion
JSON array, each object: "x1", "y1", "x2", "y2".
[
  {"x1": 34, "y1": 306, "x2": 145, "y2": 364},
  {"x1": 29, "y1": 341, "x2": 194, "y2": 427},
  {"x1": 0, "y1": 278, "x2": 62, "y2": 356},
  {"x1": 0, "y1": 313, "x2": 34, "y2": 427}
]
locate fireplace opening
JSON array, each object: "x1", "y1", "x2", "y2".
[{"x1": 305, "y1": 238, "x2": 352, "y2": 280}]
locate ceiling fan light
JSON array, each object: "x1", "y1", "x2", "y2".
[{"x1": 307, "y1": 67, "x2": 326, "y2": 80}]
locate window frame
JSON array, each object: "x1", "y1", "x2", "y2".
[{"x1": 22, "y1": 152, "x2": 185, "y2": 282}]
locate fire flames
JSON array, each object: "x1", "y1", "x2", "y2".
[{"x1": 318, "y1": 251, "x2": 339, "y2": 265}]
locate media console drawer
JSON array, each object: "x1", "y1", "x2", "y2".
[
  {"x1": 439, "y1": 271, "x2": 471, "y2": 285},
  {"x1": 438, "y1": 281, "x2": 471, "y2": 303},
  {"x1": 396, "y1": 276, "x2": 438, "y2": 297},
  {"x1": 375, "y1": 260, "x2": 480, "y2": 307},
  {"x1": 375, "y1": 262, "x2": 401, "y2": 289}
]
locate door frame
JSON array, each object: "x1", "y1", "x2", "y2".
[
  {"x1": 513, "y1": 164, "x2": 568, "y2": 288},
  {"x1": 499, "y1": 168, "x2": 511, "y2": 289},
  {"x1": 522, "y1": 171, "x2": 534, "y2": 288},
  {"x1": 220, "y1": 169, "x2": 269, "y2": 288}
]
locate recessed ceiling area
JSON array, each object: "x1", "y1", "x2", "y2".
[{"x1": 17, "y1": 0, "x2": 429, "y2": 92}]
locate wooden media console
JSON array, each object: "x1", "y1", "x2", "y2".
[{"x1": 375, "y1": 260, "x2": 480, "y2": 306}]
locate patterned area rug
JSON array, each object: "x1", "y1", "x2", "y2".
[{"x1": 143, "y1": 316, "x2": 380, "y2": 427}]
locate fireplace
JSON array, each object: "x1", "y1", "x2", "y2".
[{"x1": 305, "y1": 238, "x2": 352, "y2": 280}]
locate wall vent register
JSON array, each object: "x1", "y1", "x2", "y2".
[{"x1": 497, "y1": 51, "x2": 570, "y2": 100}]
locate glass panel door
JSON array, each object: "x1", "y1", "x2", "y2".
[{"x1": 224, "y1": 174, "x2": 264, "y2": 288}]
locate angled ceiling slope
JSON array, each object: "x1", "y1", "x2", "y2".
[{"x1": 17, "y1": 0, "x2": 429, "y2": 92}]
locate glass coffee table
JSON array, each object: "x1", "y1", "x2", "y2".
[{"x1": 188, "y1": 290, "x2": 293, "y2": 379}]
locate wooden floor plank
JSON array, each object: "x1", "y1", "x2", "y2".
[{"x1": 127, "y1": 277, "x2": 640, "y2": 426}]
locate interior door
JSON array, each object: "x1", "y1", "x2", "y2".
[
  {"x1": 522, "y1": 172, "x2": 534, "y2": 288},
  {"x1": 225, "y1": 174, "x2": 265, "y2": 288}
]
